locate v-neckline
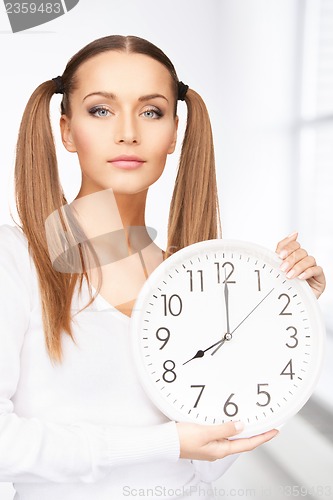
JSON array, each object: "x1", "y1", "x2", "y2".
[
  {"x1": 88, "y1": 283, "x2": 132, "y2": 323},
  {"x1": 84, "y1": 250, "x2": 166, "y2": 323}
]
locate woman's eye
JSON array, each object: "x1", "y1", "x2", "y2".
[
  {"x1": 141, "y1": 108, "x2": 163, "y2": 119},
  {"x1": 88, "y1": 106, "x2": 112, "y2": 118}
]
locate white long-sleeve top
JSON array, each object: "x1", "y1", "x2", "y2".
[{"x1": 0, "y1": 224, "x2": 238, "y2": 500}]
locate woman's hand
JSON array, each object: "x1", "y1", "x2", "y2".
[
  {"x1": 176, "y1": 421, "x2": 278, "y2": 461},
  {"x1": 276, "y1": 232, "x2": 326, "y2": 299}
]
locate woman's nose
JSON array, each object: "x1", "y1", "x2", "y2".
[{"x1": 114, "y1": 114, "x2": 139, "y2": 145}]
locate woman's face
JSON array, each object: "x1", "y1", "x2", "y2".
[{"x1": 60, "y1": 50, "x2": 178, "y2": 198}]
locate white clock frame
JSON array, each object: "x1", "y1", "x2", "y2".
[{"x1": 131, "y1": 239, "x2": 326, "y2": 438}]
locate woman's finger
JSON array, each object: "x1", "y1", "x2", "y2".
[
  {"x1": 299, "y1": 265, "x2": 325, "y2": 282},
  {"x1": 279, "y1": 248, "x2": 309, "y2": 273},
  {"x1": 277, "y1": 240, "x2": 301, "y2": 260},
  {"x1": 224, "y1": 429, "x2": 279, "y2": 455},
  {"x1": 275, "y1": 231, "x2": 298, "y2": 254},
  {"x1": 204, "y1": 420, "x2": 245, "y2": 441},
  {"x1": 280, "y1": 254, "x2": 315, "y2": 278}
]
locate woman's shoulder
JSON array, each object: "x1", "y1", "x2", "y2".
[
  {"x1": 0, "y1": 223, "x2": 27, "y2": 241},
  {"x1": 0, "y1": 223, "x2": 32, "y2": 275},
  {"x1": 0, "y1": 223, "x2": 29, "y2": 254}
]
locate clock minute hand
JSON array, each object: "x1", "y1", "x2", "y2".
[
  {"x1": 211, "y1": 287, "x2": 275, "y2": 356},
  {"x1": 231, "y1": 287, "x2": 275, "y2": 335},
  {"x1": 224, "y1": 271, "x2": 231, "y2": 336}
]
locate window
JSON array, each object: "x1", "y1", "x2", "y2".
[{"x1": 299, "y1": 0, "x2": 333, "y2": 332}]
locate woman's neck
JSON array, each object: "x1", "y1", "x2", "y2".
[
  {"x1": 69, "y1": 188, "x2": 154, "y2": 259},
  {"x1": 71, "y1": 188, "x2": 147, "y2": 234},
  {"x1": 113, "y1": 191, "x2": 147, "y2": 229}
]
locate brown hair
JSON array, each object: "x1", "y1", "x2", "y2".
[{"x1": 14, "y1": 35, "x2": 222, "y2": 363}]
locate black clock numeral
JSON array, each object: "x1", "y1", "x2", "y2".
[
  {"x1": 223, "y1": 393, "x2": 239, "y2": 417},
  {"x1": 280, "y1": 359, "x2": 295, "y2": 380},
  {"x1": 214, "y1": 262, "x2": 221, "y2": 283},
  {"x1": 156, "y1": 327, "x2": 170, "y2": 350},
  {"x1": 161, "y1": 294, "x2": 182, "y2": 316},
  {"x1": 256, "y1": 384, "x2": 271, "y2": 407},
  {"x1": 162, "y1": 360, "x2": 177, "y2": 383},
  {"x1": 215, "y1": 262, "x2": 236, "y2": 285},
  {"x1": 255, "y1": 269, "x2": 261, "y2": 291},
  {"x1": 278, "y1": 293, "x2": 292, "y2": 316},
  {"x1": 187, "y1": 270, "x2": 204, "y2": 292},
  {"x1": 286, "y1": 326, "x2": 298, "y2": 348},
  {"x1": 191, "y1": 385, "x2": 205, "y2": 408},
  {"x1": 222, "y1": 262, "x2": 236, "y2": 284}
]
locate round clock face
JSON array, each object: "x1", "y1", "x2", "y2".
[{"x1": 131, "y1": 239, "x2": 325, "y2": 437}]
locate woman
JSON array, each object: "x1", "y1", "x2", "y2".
[{"x1": 0, "y1": 35, "x2": 325, "y2": 499}]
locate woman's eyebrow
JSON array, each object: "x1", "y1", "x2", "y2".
[
  {"x1": 83, "y1": 91, "x2": 116, "y2": 102},
  {"x1": 138, "y1": 94, "x2": 169, "y2": 103},
  {"x1": 82, "y1": 91, "x2": 169, "y2": 103}
]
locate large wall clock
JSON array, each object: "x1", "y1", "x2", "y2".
[{"x1": 131, "y1": 239, "x2": 326, "y2": 438}]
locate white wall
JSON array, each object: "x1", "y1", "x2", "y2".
[{"x1": 213, "y1": 0, "x2": 301, "y2": 247}]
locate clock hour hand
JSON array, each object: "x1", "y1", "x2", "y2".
[
  {"x1": 183, "y1": 271, "x2": 235, "y2": 365},
  {"x1": 182, "y1": 338, "x2": 227, "y2": 365},
  {"x1": 211, "y1": 287, "x2": 275, "y2": 356}
]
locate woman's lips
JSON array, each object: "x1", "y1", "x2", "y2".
[{"x1": 108, "y1": 156, "x2": 145, "y2": 170}]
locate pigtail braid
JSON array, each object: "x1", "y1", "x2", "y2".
[
  {"x1": 14, "y1": 81, "x2": 78, "y2": 363},
  {"x1": 166, "y1": 88, "x2": 222, "y2": 258}
]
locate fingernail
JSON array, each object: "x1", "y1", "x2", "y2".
[
  {"x1": 279, "y1": 250, "x2": 288, "y2": 259},
  {"x1": 288, "y1": 231, "x2": 298, "y2": 238},
  {"x1": 234, "y1": 421, "x2": 244, "y2": 432},
  {"x1": 280, "y1": 262, "x2": 289, "y2": 272},
  {"x1": 299, "y1": 272, "x2": 306, "y2": 279},
  {"x1": 286, "y1": 270, "x2": 295, "y2": 279}
]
